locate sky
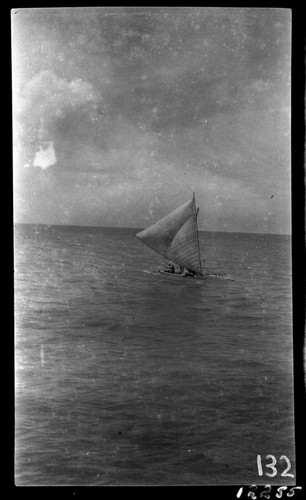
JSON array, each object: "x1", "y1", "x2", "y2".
[{"x1": 12, "y1": 7, "x2": 291, "y2": 233}]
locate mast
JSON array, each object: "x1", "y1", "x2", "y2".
[
  {"x1": 135, "y1": 195, "x2": 203, "y2": 275},
  {"x1": 192, "y1": 192, "x2": 203, "y2": 275}
]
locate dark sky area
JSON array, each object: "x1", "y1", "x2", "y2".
[{"x1": 12, "y1": 7, "x2": 291, "y2": 233}]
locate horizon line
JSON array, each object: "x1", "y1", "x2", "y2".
[{"x1": 13, "y1": 221, "x2": 291, "y2": 237}]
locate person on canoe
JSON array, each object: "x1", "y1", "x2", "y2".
[
  {"x1": 181, "y1": 267, "x2": 196, "y2": 277},
  {"x1": 159, "y1": 262, "x2": 181, "y2": 274},
  {"x1": 162, "y1": 262, "x2": 175, "y2": 273},
  {"x1": 159, "y1": 262, "x2": 196, "y2": 277}
]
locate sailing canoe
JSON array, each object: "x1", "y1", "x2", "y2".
[{"x1": 135, "y1": 193, "x2": 203, "y2": 275}]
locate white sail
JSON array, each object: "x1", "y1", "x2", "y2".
[{"x1": 135, "y1": 194, "x2": 202, "y2": 275}]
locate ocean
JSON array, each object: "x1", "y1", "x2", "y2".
[{"x1": 14, "y1": 224, "x2": 295, "y2": 486}]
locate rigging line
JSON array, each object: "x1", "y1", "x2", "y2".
[
  {"x1": 192, "y1": 192, "x2": 203, "y2": 275},
  {"x1": 134, "y1": 233, "x2": 175, "y2": 267}
]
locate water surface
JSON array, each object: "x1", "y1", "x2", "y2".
[{"x1": 14, "y1": 225, "x2": 295, "y2": 485}]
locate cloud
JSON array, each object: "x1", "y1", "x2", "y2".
[
  {"x1": 13, "y1": 69, "x2": 102, "y2": 170},
  {"x1": 15, "y1": 70, "x2": 101, "y2": 140},
  {"x1": 12, "y1": 8, "x2": 291, "y2": 233},
  {"x1": 23, "y1": 70, "x2": 99, "y2": 108}
]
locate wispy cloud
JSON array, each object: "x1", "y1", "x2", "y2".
[{"x1": 12, "y1": 7, "x2": 291, "y2": 233}]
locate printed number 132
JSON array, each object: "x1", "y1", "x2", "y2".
[{"x1": 257, "y1": 455, "x2": 294, "y2": 478}]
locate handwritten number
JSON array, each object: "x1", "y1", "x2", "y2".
[
  {"x1": 237, "y1": 485, "x2": 301, "y2": 499},
  {"x1": 257, "y1": 455, "x2": 263, "y2": 476},
  {"x1": 265, "y1": 455, "x2": 277, "y2": 477},
  {"x1": 260, "y1": 485, "x2": 271, "y2": 499},
  {"x1": 287, "y1": 486, "x2": 302, "y2": 497},
  {"x1": 237, "y1": 487, "x2": 244, "y2": 498},
  {"x1": 257, "y1": 455, "x2": 294, "y2": 478},
  {"x1": 280, "y1": 455, "x2": 294, "y2": 478},
  {"x1": 247, "y1": 485, "x2": 258, "y2": 499},
  {"x1": 276, "y1": 486, "x2": 288, "y2": 498}
]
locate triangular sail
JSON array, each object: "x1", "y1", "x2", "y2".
[{"x1": 135, "y1": 195, "x2": 202, "y2": 275}]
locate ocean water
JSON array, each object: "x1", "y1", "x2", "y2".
[{"x1": 14, "y1": 224, "x2": 295, "y2": 486}]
